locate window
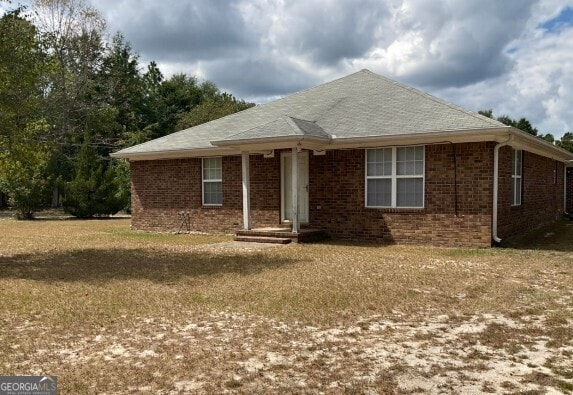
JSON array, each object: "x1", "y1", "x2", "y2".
[
  {"x1": 511, "y1": 149, "x2": 522, "y2": 206},
  {"x1": 366, "y1": 146, "x2": 424, "y2": 208},
  {"x1": 202, "y1": 157, "x2": 222, "y2": 205}
]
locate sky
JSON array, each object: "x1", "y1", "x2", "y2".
[{"x1": 4, "y1": 0, "x2": 573, "y2": 139}]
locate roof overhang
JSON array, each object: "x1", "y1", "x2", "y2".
[
  {"x1": 210, "y1": 134, "x2": 331, "y2": 152},
  {"x1": 111, "y1": 127, "x2": 573, "y2": 163},
  {"x1": 110, "y1": 147, "x2": 240, "y2": 161},
  {"x1": 507, "y1": 127, "x2": 573, "y2": 162}
]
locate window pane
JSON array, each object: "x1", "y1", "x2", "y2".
[
  {"x1": 204, "y1": 181, "x2": 222, "y2": 205},
  {"x1": 512, "y1": 177, "x2": 521, "y2": 206},
  {"x1": 397, "y1": 178, "x2": 423, "y2": 207},
  {"x1": 396, "y1": 146, "x2": 423, "y2": 176},
  {"x1": 367, "y1": 149, "x2": 392, "y2": 176},
  {"x1": 367, "y1": 179, "x2": 391, "y2": 207},
  {"x1": 203, "y1": 157, "x2": 222, "y2": 180},
  {"x1": 512, "y1": 150, "x2": 522, "y2": 177}
]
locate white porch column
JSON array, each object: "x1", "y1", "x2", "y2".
[
  {"x1": 241, "y1": 151, "x2": 251, "y2": 230},
  {"x1": 291, "y1": 147, "x2": 300, "y2": 233}
]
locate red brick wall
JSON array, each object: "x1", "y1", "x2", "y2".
[
  {"x1": 130, "y1": 155, "x2": 282, "y2": 233},
  {"x1": 131, "y1": 157, "x2": 240, "y2": 232},
  {"x1": 497, "y1": 147, "x2": 565, "y2": 238},
  {"x1": 130, "y1": 143, "x2": 565, "y2": 246},
  {"x1": 308, "y1": 143, "x2": 494, "y2": 247},
  {"x1": 567, "y1": 167, "x2": 573, "y2": 214}
]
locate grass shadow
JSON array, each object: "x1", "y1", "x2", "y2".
[
  {"x1": 0, "y1": 248, "x2": 298, "y2": 284},
  {"x1": 503, "y1": 219, "x2": 573, "y2": 252}
]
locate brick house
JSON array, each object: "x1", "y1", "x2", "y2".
[{"x1": 112, "y1": 70, "x2": 573, "y2": 247}]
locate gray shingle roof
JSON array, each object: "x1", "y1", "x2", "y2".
[
  {"x1": 215, "y1": 115, "x2": 330, "y2": 144},
  {"x1": 113, "y1": 69, "x2": 506, "y2": 157}
]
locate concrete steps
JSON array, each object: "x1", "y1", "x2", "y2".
[
  {"x1": 234, "y1": 228, "x2": 328, "y2": 244},
  {"x1": 234, "y1": 235, "x2": 292, "y2": 244}
]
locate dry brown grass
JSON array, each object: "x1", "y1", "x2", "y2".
[{"x1": 0, "y1": 217, "x2": 572, "y2": 393}]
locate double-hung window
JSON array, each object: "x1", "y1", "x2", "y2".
[
  {"x1": 366, "y1": 146, "x2": 424, "y2": 208},
  {"x1": 202, "y1": 157, "x2": 222, "y2": 205},
  {"x1": 511, "y1": 149, "x2": 522, "y2": 206}
]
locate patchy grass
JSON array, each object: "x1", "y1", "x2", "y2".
[{"x1": 0, "y1": 217, "x2": 572, "y2": 393}]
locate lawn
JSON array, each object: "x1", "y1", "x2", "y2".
[{"x1": 0, "y1": 217, "x2": 572, "y2": 393}]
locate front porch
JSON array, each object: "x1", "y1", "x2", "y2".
[{"x1": 234, "y1": 227, "x2": 328, "y2": 244}]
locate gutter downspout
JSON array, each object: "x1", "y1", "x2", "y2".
[
  {"x1": 492, "y1": 133, "x2": 513, "y2": 245},
  {"x1": 566, "y1": 164, "x2": 571, "y2": 216}
]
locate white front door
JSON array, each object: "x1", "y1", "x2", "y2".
[{"x1": 281, "y1": 151, "x2": 309, "y2": 223}]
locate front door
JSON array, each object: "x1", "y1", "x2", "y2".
[{"x1": 281, "y1": 151, "x2": 309, "y2": 223}]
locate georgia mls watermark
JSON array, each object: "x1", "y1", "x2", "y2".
[{"x1": 0, "y1": 376, "x2": 57, "y2": 395}]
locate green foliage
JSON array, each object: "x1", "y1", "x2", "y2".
[
  {"x1": 479, "y1": 110, "x2": 573, "y2": 150},
  {"x1": 0, "y1": 8, "x2": 45, "y2": 139},
  {"x1": 63, "y1": 138, "x2": 126, "y2": 218},
  {"x1": 177, "y1": 92, "x2": 255, "y2": 130},
  {"x1": 479, "y1": 110, "x2": 539, "y2": 136},
  {"x1": 478, "y1": 109, "x2": 493, "y2": 119},
  {"x1": 0, "y1": 121, "x2": 55, "y2": 219},
  {"x1": 0, "y1": 1, "x2": 257, "y2": 215},
  {"x1": 556, "y1": 132, "x2": 573, "y2": 153}
]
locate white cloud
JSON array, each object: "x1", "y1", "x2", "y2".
[{"x1": 81, "y1": 0, "x2": 573, "y2": 138}]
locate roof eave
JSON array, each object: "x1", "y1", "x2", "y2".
[
  {"x1": 110, "y1": 146, "x2": 240, "y2": 161},
  {"x1": 508, "y1": 127, "x2": 573, "y2": 162},
  {"x1": 211, "y1": 135, "x2": 331, "y2": 150},
  {"x1": 326, "y1": 127, "x2": 510, "y2": 149}
]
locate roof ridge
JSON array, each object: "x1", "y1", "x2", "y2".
[
  {"x1": 247, "y1": 69, "x2": 369, "y2": 110},
  {"x1": 282, "y1": 115, "x2": 306, "y2": 135}
]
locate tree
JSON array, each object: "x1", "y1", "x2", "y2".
[
  {"x1": 177, "y1": 92, "x2": 255, "y2": 130},
  {"x1": 63, "y1": 136, "x2": 126, "y2": 218},
  {"x1": 0, "y1": 7, "x2": 45, "y2": 142},
  {"x1": 557, "y1": 132, "x2": 573, "y2": 153},
  {"x1": 515, "y1": 118, "x2": 538, "y2": 136},
  {"x1": 0, "y1": 121, "x2": 55, "y2": 219},
  {"x1": 154, "y1": 73, "x2": 203, "y2": 137},
  {"x1": 478, "y1": 109, "x2": 493, "y2": 119},
  {"x1": 0, "y1": 8, "x2": 53, "y2": 219},
  {"x1": 33, "y1": 0, "x2": 108, "y2": 206},
  {"x1": 478, "y1": 110, "x2": 539, "y2": 136}
]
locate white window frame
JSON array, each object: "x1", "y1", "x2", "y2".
[
  {"x1": 365, "y1": 146, "x2": 425, "y2": 209},
  {"x1": 202, "y1": 157, "x2": 222, "y2": 206},
  {"x1": 511, "y1": 149, "x2": 522, "y2": 206}
]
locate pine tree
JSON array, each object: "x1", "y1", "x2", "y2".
[{"x1": 63, "y1": 137, "x2": 126, "y2": 218}]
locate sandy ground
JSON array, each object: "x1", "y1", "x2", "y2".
[{"x1": 7, "y1": 309, "x2": 572, "y2": 394}]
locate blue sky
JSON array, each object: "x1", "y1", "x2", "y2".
[
  {"x1": 541, "y1": 6, "x2": 573, "y2": 32},
  {"x1": 4, "y1": 0, "x2": 573, "y2": 139}
]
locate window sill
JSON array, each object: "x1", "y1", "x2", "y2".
[{"x1": 365, "y1": 207, "x2": 425, "y2": 213}]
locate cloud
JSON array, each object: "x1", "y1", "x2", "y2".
[
  {"x1": 92, "y1": 0, "x2": 255, "y2": 61},
  {"x1": 200, "y1": 56, "x2": 321, "y2": 101},
  {"x1": 87, "y1": 0, "x2": 573, "y2": 138},
  {"x1": 379, "y1": 0, "x2": 536, "y2": 88}
]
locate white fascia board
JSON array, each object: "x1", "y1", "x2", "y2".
[
  {"x1": 211, "y1": 135, "x2": 331, "y2": 152},
  {"x1": 327, "y1": 128, "x2": 511, "y2": 149},
  {"x1": 508, "y1": 128, "x2": 573, "y2": 162},
  {"x1": 110, "y1": 147, "x2": 240, "y2": 161}
]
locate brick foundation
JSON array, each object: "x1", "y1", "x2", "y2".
[{"x1": 129, "y1": 142, "x2": 565, "y2": 247}]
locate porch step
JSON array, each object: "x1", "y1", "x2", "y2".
[
  {"x1": 234, "y1": 235, "x2": 292, "y2": 244},
  {"x1": 235, "y1": 228, "x2": 329, "y2": 243}
]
